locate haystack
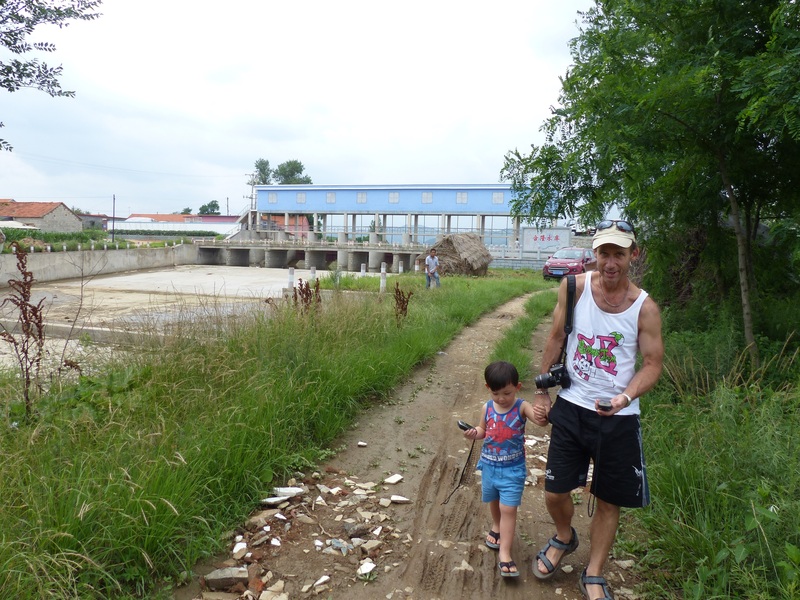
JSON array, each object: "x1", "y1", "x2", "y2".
[{"x1": 430, "y1": 233, "x2": 493, "y2": 276}]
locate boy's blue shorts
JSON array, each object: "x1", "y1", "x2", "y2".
[{"x1": 478, "y1": 460, "x2": 526, "y2": 507}]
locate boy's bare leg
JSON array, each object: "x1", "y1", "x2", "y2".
[
  {"x1": 488, "y1": 498, "x2": 501, "y2": 546},
  {"x1": 536, "y1": 490, "x2": 575, "y2": 575},
  {"x1": 498, "y1": 503, "x2": 518, "y2": 573}
]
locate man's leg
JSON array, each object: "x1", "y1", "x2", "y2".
[
  {"x1": 434, "y1": 273, "x2": 440, "y2": 287},
  {"x1": 536, "y1": 490, "x2": 575, "y2": 575},
  {"x1": 425, "y1": 273, "x2": 431, "y2": 288},
  {"x1": 583, "y1": 498, "x2": 620, "y2": 600}
]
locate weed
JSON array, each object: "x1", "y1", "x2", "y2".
[
  {"x1": 393, "y1": 281, "x2": 413, "y2": 327},
  {"x1": 0, "y1": 244, "x2": 46, "y2": 418},
  {"x1": 292, "y1": 277, "x2": 322, "y2": 314}
]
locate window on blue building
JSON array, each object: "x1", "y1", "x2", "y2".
[
  {"x1": 357, "y1": 192, "x2": 367, "y2": 204},
  {"x1": 422, "y1": 192, "x2": 432, "y2": 204},
  {"x1": 457, "y1": 192, "x2": 468, "y2": 204},
  {"x1": 268, "y1": 193, "x2": 277, "y2": 204},
  {"x1": 297, "y1": 193, "x2": 306, "y2": 204},
  {"x1": 492, "y1": 192, "x2": 504, "y2": 204},
  {"x1": 326, "y1": 192, "x2": 336, "y2": 204},
  {"x1": 389, "y1": 192, "x2": 399, "y2": 204}
]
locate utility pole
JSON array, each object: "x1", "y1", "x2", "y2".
[{"x1": 111, "y1": 194, "x2": 116, "y2": 242}]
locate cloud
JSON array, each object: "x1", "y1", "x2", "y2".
[{"x1": 1, "y1": 0, "x2": 591, "y2": 215}]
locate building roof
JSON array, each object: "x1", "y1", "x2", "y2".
[
  {"x1": 127, "y1": 213, "x2": 239, "y2": 223},
  {"x1": 0, "y1": 200, "x2": 72, "y2": 218}
]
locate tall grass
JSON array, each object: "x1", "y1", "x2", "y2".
[
  {"x1": 0, "y1": 271, "x2": 546, "y2": 598},
  {"x1": 489, "y1": 287, "x2": 558, "y2": 380},
  {"x1": 634, "y1": 327, "x2": 800, "y2": 599}
]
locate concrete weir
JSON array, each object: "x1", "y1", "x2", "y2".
[{"x1": 0, "y1": 241, "x2": 428, "y2": 289}]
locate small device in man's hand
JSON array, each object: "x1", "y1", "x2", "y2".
[
  {"x1": 597, "y1": 399, "x2": 613, "y2": 412},
  {"x1": 457, "y1": 420, "x2": 474, "y2": 431}
]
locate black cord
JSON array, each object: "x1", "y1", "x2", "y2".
[{"x1": 442, "y1": 438, "x2": 479, "y2": 505}]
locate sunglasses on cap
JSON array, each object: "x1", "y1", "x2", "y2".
[{"x1": 596, "y1": 220, "x2": 636, "y2": 235}]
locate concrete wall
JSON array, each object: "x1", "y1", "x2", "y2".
[{"x1": 0, "y1": 243, "x2": 198, "y2": 288}]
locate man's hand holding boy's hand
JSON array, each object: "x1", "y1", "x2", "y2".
[{"x1": 532, "y1": 391, "x2": 551, "y2": 426}]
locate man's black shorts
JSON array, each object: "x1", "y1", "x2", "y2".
[{"x1": 544, "y1": 397, "x2": 650, "y2": 508}]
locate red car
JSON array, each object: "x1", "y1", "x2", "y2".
[{"x1": 542, "y1": 247, "x2": 597, "y2": 280}]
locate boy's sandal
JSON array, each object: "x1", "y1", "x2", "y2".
[
  {"x1": 579, "y1": 568, "x2": 614, "y2": 600},
  {"x1": 498, "y1": 561, "x2": 519, "y2": 578},
  {"x1": 484, "y1": 530, "x2": 500, "y2": 550},
  {"x1": 532, "y1": 526, "x2": 579, "y2": 580}
]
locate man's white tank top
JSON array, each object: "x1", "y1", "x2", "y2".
[{"x1": 559, "y1": 272, "x2": 647, "y2": 415}]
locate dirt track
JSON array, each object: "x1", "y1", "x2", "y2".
[{"x1": 170, "y1": 291, "x2": 640, "y2": 600}]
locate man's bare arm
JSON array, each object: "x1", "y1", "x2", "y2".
[{"x1": 625, "y1": 296, "x2": 664, "y2": 399}]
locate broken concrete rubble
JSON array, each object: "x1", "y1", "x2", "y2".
[{"x1": 193, "y1": 469, "x2": 416, "y2": 598}]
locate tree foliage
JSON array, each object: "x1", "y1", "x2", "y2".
[
  {"x1": 0, "y1": 0, "x2": 102, "y2": 151},
  {"x1": 198, "y1": 200, "x2": 220, "y2": 215},
  {"x1": 273, "y1": 159, "x2": 312, "y2": 185},
  {"x1": 501, "y1": 0, "x2": 800, "y2": 364},
  {"x1": 735, "y1": 1, "x2": 800, "y2": 142},
  {"x1": 247, "y1": 158, "x2": 313, "y2": 186},
  {"x1": 247, "y1": 158, "x2": 272, "y2": 186}
]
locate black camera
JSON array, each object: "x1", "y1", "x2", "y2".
[{"x1": 534, "y1": 363, "x2": 571, "y2": 390}]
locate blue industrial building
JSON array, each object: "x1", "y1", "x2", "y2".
[{"x1": 246, "y1": 183, "x2": 522, "y2": 247}]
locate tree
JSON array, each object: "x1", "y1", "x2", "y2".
[
  {"x1": 247, "y1": 158, "x2": 272, "y2": 186},
  {"x1": 501, "y1": 0, "x2": 800, "y2": 366},
  {"x1": 735, "y1": 1, "x2": 800, "y2": 141},
  {"x1": 180, "y1": 207, "x2": 192, "y2": 215},
  {"x1": 273, "y1": 160, "x2": 312, "y2": 185},
  {"x1": 1, "y1": 0, "x2": 102, "y2": 151},
  {"x1": 198, "y1": 200, "x2": 220, "y2": 215}
]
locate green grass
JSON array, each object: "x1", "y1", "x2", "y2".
[
  {"x1": 0, "y1": 270, "x2": 547, "y2": 598},
  {"x1": 489, "y1": 287, "x2": 558, "y2": 381},
  {"x1": 632, "y1": 331, "x2": 800, "y2": 600}
]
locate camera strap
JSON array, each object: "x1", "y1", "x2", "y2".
[{"x1": 559, "y1": 274, "x2": 577, "y2": 364}]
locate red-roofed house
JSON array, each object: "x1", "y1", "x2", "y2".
[{"x1": 0, "y1": 200, "x2": 82, "y2": 233}]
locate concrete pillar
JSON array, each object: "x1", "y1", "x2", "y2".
[
  {"x1": 264, "y1": 249, "x2": 288, "y2": 268},
  {"x1": 336, "y1": 231, "x2": 348, "y2": 268},
  {"x1": 305, "y1": 250, "x2": 327, "y2": 270},
  {"x1": 368, "y1": 250, "x2": 382, "y2": 272},
  {"x1": 249, "y1": 248, "x2": 266, "y2": 266}
]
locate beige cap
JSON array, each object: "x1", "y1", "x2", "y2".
[{"x1": 592, "y1": 227, "x2": 636, "y2": 249}]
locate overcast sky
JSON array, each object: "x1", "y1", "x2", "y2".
[{"x1": 1, "y1": 0, "x2": 591, "y2": 217}]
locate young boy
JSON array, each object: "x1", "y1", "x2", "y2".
[{"x1": 463, "y1": 361, "x2": 537, "y2": 578}]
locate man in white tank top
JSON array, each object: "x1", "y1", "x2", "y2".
[{"x1": 530, "y1": 221, "x2": 664, "y2": 600}]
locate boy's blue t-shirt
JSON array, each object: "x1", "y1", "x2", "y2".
[{"x1": 479, "y1": 398, "x2": 526, "y2": 467}]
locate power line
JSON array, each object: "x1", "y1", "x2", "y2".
[{"x1": 13, "y1": 151, "x2": 244, "y2": 179}]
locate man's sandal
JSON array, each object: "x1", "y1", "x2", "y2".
[
  {"x1": 498, "y1": 561, "x2": 519, "y2": 578},
  {"x1": 579, "y1": 568, "x2": 614, "y2": 600},
  {"x1": 485, "y1": 530, "x2": 500, "y2": 550},
  {"x1": 532, "y1": 526, "x2": 579, "y2": 580}
]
